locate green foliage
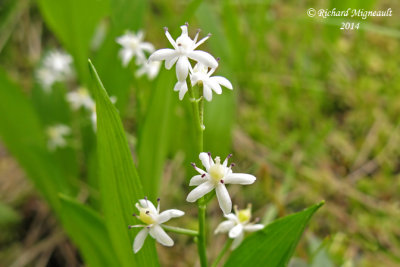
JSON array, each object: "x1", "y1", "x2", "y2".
[
  {"x1": 88, "y1": 60, "x2": 159, "y2": 267},
  {"x1": 224, "y1": 202, "x2": 324, "y2": 267},
  {"x1": 59, "y1": 194, "x2": 119, "y2": 267}
]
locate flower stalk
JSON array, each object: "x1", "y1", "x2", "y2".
[
  {"x1": 162, "y1": 225, "x2": 199, "y2": 237},
  {"x1": 211, "y1": 238, "x2": 233, "y2": 267}
]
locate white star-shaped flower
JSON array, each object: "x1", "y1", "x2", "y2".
[
  {"x1": 174, "y1": 62, "x2": 233, "y2": 101},
  {"x1": 129, "y1": 198, "x2": 184, "y2": 253},
  {"x1": 116, "y1": 30, "x2": 155, "y2": 67},
  {"x1": 46, "y1": 124, "x2": 71, "y2": 151},
  {"x1": 66, "y1": 87, "x2": 95, "y2": 111},
  {"x1": 37, "y1": 50, "x2": 73, "y2": 91},
  {"x1": 186, "y1": 153, "x2": 256, "y2": 214},
  {"x1": 135, "y1": 60, "x2": 161, "y2": 80},
  {"x1": 215, "y1": 204, "x2": 264, "y2": 249},
  {"x1": 149, "y1": 24, "x2": 218, "y2": 82}
]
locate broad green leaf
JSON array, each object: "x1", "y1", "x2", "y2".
[
  {"x1": 88, "y1": 60, "x2": 159, "y2": 267},
  {"x1": 37, "y1": 0, "x2": 109, "y2": 83},
  {"x1": 137, "y1": 70, "x2": 175, "y2": 199},
  {"x1": 0, "y1": 69, "x2": 71, "y2": 212},
  {"x1": 224, "y1": 202, "x2": 324, "y2": 267},
  {"x1": 59, "y1": 194, "x2": 120, "y2": 267}
]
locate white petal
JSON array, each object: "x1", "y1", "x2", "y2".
[
  {"x1": 214, "y1": 220, "x2": 235, "y2": 234},
  {"x1": 186, "y1": 181, "x2": 215, "y2": 202},
  {"x1": 138, "y1": 199, "x2": 157, "y2": 214},
  {"x1": 133, "y1": 228, "x2": 149, "y2": 253},
  {"x1": 176, "y1": 56, "x2": 189, "y2": 81},
  {"x1": 206, "y1": 79, "x2": 222, "y2": 94},
  {"x1": 224, "y1": 173, "x2": 256, "y2": 185},
  {"x1": 119, "y1": 49, "x2": 134, "y2": 67},
  {"x1": 173, "y1": 80, "x2": 186, "y2": 92},
  {"x1": 187, "y1": 50, "x2": 218, "y2": 68},
  {"x1": 203, "y1": 84, "x2": 213, "y2": 102},
  {"x1": 211, "y1": 76, "x2": 233, "y2": 90},
  {"x1": 231, "y1": 232, "x2": 244, "y2": 250},
  {"x1": 149, "y1": 225, "x2": 174, "y2": 246},
  {"x1": 216, "y1": 183, "x2": 232, "y2": 214},
  {"x1": 165, "y1": 55, "x2": 179, "y2": 70},
  {"x1": 149, "y1": 48, "x2": 177, "y2": 62},
  {"x1": 244, "y1": 224, "x2": 264, "y2": 232},
  {"x1": 139, "y1": 42, "x2": 155, "y2": 53},
  {"x1": 224, "y1": 213, "x2": 239, "y2": 223},
  {"x1": 229, "y1": 224, "x2": 243, "y2": 239},
  {"x1": 199, "y1": 152, "x2": 211, "y2": 170},
  {"x1": 189, "y1": 174, "x2": 207, "y2": 186},
  {"x1": 178, "y1": 84, "x2": 188, "y2": 100},
  {"x1": 157, "y1": 209, "x2": 185, "y2": 224}
]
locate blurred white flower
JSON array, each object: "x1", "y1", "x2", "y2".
[
  {"x1": 46, "y1": 124, "x2": 71, "y2": 151},
  {"x1": 135, "y1": 60, "x2": 161, "y2": 80},
  {"x1": 190, "y1": 63, "x2": 233, "y2": 101},
  {"x1": 215, "y1": 204, "x2": 264, "y2": 249},
  {"x1": 186, "y1": 153, "x2": 256, "y2": 214},
  {"x1": 116, "y1": 30, "x2": 155, "y2": 67},
  {"x1": 66, "y1": 87, "x2": 95, "y2": 110},
  {"x1": 129, "y1": 198, "x2": 184, "y2": 253},
  {"x1": 37, "y1": 50, "x2": 73, "y2": 91},
  {"x1": 149, "y1": 24, "x2": 218, "y2": 81}
]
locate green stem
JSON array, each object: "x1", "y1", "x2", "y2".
[
  {"x1": 162, "y1": 225, "x2": 198, "y2": 237},
  {"x1": 211, "y1": 239, "x2": 233, "y2": 267},
  {"x1": 186, "y1": 77, "x2": 207, "y2": 267}
]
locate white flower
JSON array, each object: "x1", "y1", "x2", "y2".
[
  {"x1": 37, "y1": 50, "x2": 73, "y2": 91},
  {"x1": 186, "y1": 153, "x2": 256, "y2": 214},
  {"x1": 149, "y1": 24, "x2": 218, "y2": 82},
  {"x1": 129, "y1": 198, "x2": 184, "y2": 253},
  {"x1": 135, "y1": 60, "x2": 161, "y2": 80},
  {"x1": 66, "y1": 87, "x2": 95, "y2": 110},
  {"x1": 116, "y1": 30, "x2": 155, "y2": 67},
  {"x1": 190, "y1": 63, "x2": 233, "y2": 101},
  {"x1": 46, "y1": 124, "x2": 71, "y2": 151},
  {"x1": 214, "y1": 204, "x2": 264, "y2": 249}
]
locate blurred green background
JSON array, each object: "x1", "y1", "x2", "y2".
[{"x1": 0, "y1": 0, "x2": 399, "y2": 266}]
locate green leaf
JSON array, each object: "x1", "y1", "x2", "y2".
[
  {"x1": 88, "y1": 60, "x2": 159, "y2": 267},
  {"x1": 224, "y1": 202, "x2": 324, "y2": 267},
  {"x1": 59, "y1": 194, "x2": 120, "y2": 267},
  {"x1": 137, "y1": 70, "x2": 175, "y2": 198},
  {"x1": 0, "y1": 69, "x2": 71, "y2": 212},
  {"x1": 37, "y1": 0, "x2": 109, "y2": 83}
]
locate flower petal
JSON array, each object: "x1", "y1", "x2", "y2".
[
  {"x1": 176, "y1": 56, "x2": 190, "y2": 81},
  {"x1": 178, "y1": 83, "x2": 188, "y2": 100},
  {"x1": 244, "y1": 224, "x2": 264, "y2": 232},
  {"x1": 186, "y1": 181, "x2": 215, "y2": 202},
  {"x1": 187, "y1": 50, "x2": 218, "y2": 68},
  {"x1": 139, "y1": 42, "x2": 155, "y2": 53},
  {"x1": 216, "y1": 183, "x2": 232, "y2": 214},
  {"x1": 224, "y1": 173, "x2": 256, "y2": 185},
  {"x1": 206, "y1": 79, "x2": 222, "y2": 94},
  {"x1": 138, "y1": 199, "x2": 158, "y2": 214},
  {"x1": 199, "y1": 152, "x2": 211, "y2": 170},
  {"x1": 165, "y1": 55, "x2": 179, "y2": 70},
  {"x1": 224, "y1": 213, "x2": 239, "y2": 223},
  {"x1": 203, "y1": 83, "x2": 213, "y2": 102},
  {"x1": 149, "y1": 48, "x2": 177, "y2": 62},
  {"x1": 133, "y1": 228, "x2": 149, "y2": 253},
  {"x1": 228, "y1": 224, "x2": 243, "y2": 239},
  {"x1": 231, "y1": 232, "x2": 244, "y2": 250},
  {"x1": 149, "y1": 225, "x2": 174, "y2": 247},
  {"x1": 119, "y1": 49, "x2": 134, "y2": 67},
  {"x1": 157, "y1": 209, "x2": 185, "y2": 224},
  {"x1": 211, "y1": 76, "x2": 233, "y2": 90},
  {"x1": 214, "y1": 220, "x2": 235, "y2": 234},
  {"x1": 189, "y1": 174, "x2": 207, "y2": 186}
]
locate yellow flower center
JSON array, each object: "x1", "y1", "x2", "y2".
[
  {"x1": 238, "y1": 209, "x2": 251, "y2": 223},
  {"x1": 209, "y1": 157, "x2": 225, "y2": 183},
  {"x1": 139, "y1": 209, "x2": 155, "y2": 225}
]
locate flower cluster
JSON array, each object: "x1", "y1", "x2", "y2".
[
  {"x1": 37, "y1": 50, "x2": 74, "y2": 92},
  {"x1": 130, "y1": 25, "x2": 262, "y2": 255},
  {"x1": 149, "y1": 24, "x2": 232, "y2": 101},
  {"x1": 116, "y1": 30, "x2": 160, "y2": 80}
]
